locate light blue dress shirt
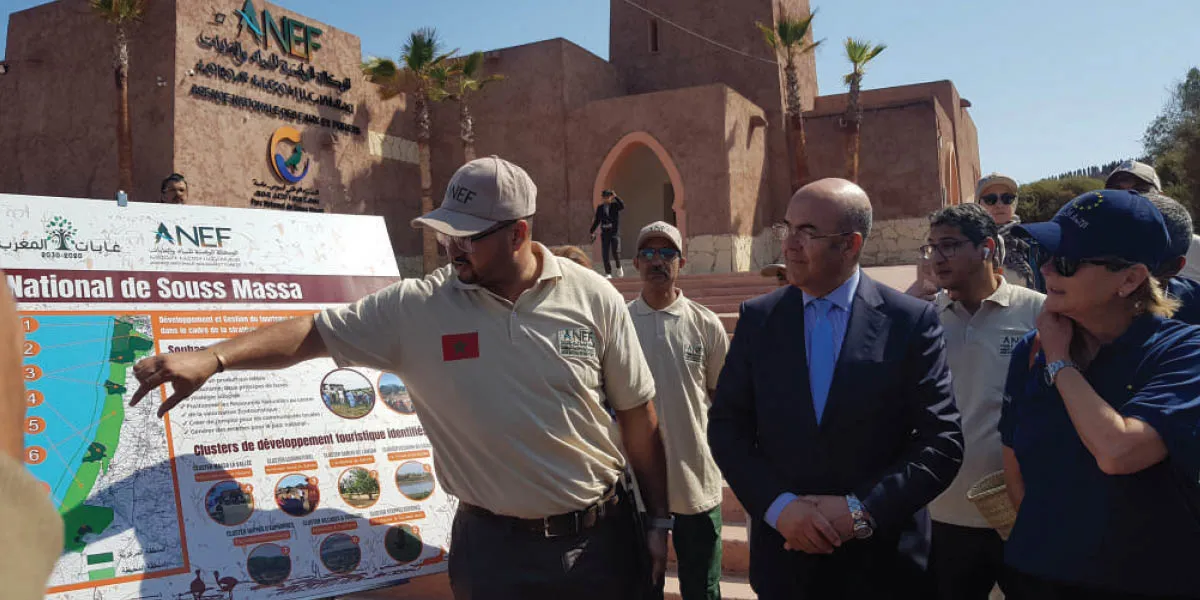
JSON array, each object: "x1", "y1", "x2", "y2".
[{"x1": 764, "y1": 269, "x2": 861, "y2": 530}]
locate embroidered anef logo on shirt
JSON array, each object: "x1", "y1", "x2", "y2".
[{"x1": 442, "y1": 332, "x2": 480, "y2": 361}]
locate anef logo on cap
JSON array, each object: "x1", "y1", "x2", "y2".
[{"x1": 411, "y1": 155, "x2": 537, "y2": 237}]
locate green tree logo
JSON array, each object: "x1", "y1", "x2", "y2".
[{"x1": 45, "y1": 216, "x2": 78, "y2": 251}]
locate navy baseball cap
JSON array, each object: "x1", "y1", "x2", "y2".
[{"x1": 1014, "y1": 189, "x2": 1170, "y2": 267}]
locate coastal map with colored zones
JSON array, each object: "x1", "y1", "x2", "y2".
[{"x1": 23, "y1": 314, "x2": 186, "y2": 591}]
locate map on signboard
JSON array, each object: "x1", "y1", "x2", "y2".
[{"x1": 23, "y1": 315, "x2": 186, "y2": 590}]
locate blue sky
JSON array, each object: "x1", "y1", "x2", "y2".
[{"x1": 3, "y1": 0, "x2": 1198, "y2": 183}]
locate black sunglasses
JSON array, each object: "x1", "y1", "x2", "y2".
[
  {"x1": 980, "y1": 193, "x2": 1017, "y2": 205},
  {"x1": 1044, "y1": 255, "x2": 1133, "y2": 277},
  {"x1": 637, "y1": 247, "x2": 680, "y2": 261}
]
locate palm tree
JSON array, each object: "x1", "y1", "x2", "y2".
[
  {"x1": 90, "y1": 0, "x2": 145, "y2": 200},
  {"x1": 757, "y1": 5, "x2": 821, "y2": 194},
  {"x1": 436, "y1": 51, "x2": 504, "y2": 162},
  {"x1": 364, "y1": 28, "x2": 454, "y2": 274},
  {"x1": 842, "y1": 38, "x2": 886, "y2": 183}
]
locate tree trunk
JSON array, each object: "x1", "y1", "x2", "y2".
[
  {"x1": 784, "y1": 58, "x2": 808, "y2": 195},
  {"x1": 845, "y1": 74, "x2": 862, "y2": 182},
  {"x1": 416, "y1": 96, "x2": 438, "y2": 274},
  {"x1": 114, "y1": 27, "x2": 134, "y2": 199},
  {"x1": 460, "y1": 100, "x2": 476, "y2": 162}
]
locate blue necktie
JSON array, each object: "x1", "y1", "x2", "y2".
[{"x1": 809, "y1": 299, "x2": 835, "y2": 424}]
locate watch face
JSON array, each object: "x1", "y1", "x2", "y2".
[{"x1": 854, "y1": 524, "x2": 873, "y2": 540}]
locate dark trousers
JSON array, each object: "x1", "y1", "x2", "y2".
[
  {"x1": 662, "y1": 506, "x2": 723, "y2": 600},
  {"x1": 600, "y1": 231, "x2": 621, "y2": 274},
  {"x1": 447, "y1": 503, "x2": 643, "y2": 600},
  {"x1": 930, "y1": 520, "x2": 1013, "y2": 600},
  {"x1": 1005, "y1": 569, "x2": 1198, "y2": 600}
]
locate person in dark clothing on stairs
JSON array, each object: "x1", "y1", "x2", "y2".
[{"x1": 591, "y1": 189, "x2": 626, "y2": 278}]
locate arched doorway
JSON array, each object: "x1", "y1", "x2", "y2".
[{"x1": 593, "y1": 132, "x2": 686, "y2": 261}]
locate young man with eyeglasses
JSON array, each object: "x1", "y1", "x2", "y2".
[
  {"x1": 128, "y1": 156, "x2": 672, "y2": 599},
  {"x1": 628, "y1": 222, "x2": 730, "y2": 600},
  {"x1": 975, "y1": 173, "x2": 1044, "y2": 291},
  {"x1": 916, "y1": 204, "x2": 1044, "y2": 600}
]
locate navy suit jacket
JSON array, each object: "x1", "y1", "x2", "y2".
[{"x1": 708, "y1": 274, "x2": 963, "y2": 594}]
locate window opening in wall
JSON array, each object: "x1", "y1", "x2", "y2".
[{"x1": 649, "y1": 19, "x2": 660, "y2": 53}]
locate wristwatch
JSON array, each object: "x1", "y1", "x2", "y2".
[
  {"x1": 1044, "y1": 359, "x2": 1079, "y2": 386},
  {"x1": 845, "y1": 495, "x2": 873, "y2": 540},
  {"x1": 649, "y1": 516, "x2": 674, "y2": 531}
]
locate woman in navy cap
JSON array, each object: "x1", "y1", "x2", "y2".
[{"x1": 999, "y1": 189, "x2": 1200, "y2": 599}]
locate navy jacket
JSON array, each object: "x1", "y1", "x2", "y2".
[{"x1": 708, "y1": 275, "x2": 963, "y2": 596}]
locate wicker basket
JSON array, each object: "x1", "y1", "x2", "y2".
[{"x1": 966, "y1": 470, "x2": 1017, "y2": 540}]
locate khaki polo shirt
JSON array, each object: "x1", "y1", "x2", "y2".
[
  {"x1": 629, "y1": 292, "x2": 729, "y2": 515},
  {"x1": 928, "y1": 278, "x2": 1044, "y2": 527},
  {"x1": 314, "y1": 243, "x2": 656, "y2": 518}
]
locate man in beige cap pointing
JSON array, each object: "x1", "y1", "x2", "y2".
[
  {"x1": 127, "y1": 156, "x2": 671, "y2": 598},
  {"x1": 629, "y1": 222, "x2": 729, "y2": 599}
]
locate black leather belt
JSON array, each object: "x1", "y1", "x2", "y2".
[{"x1": 458, "y1": 485, "x2": 624, "y2": 537}]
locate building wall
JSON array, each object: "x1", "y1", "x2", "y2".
[
  {"x1": 609, "y1": 0, "x2": 814, "y2": 231},
  {"x1": 805, "y1": 100, "x2": 944, "y2": 221},
  {"x1": 426, "y1": 38, "x2": 626, "y2": 251},
  {"x1": 0, "y1": 0, "x2": 177, "y2": 204},
  {"x1": 568, "y1": 84, "x2": 732, "y2": 251}
]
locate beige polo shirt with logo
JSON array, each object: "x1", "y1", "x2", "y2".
[
  {"x1": 314, "y1": 243, "x2": 656, "y2": 518},
  {"x1": 928, "y1": 277, "x2": 1044, "y2": 528},
  {"x1": 629, "y1": 292, "x2": 729, "y2": 515}
]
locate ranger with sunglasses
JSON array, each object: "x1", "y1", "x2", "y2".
[
  {"x1": 128, "y1": 156, "x2": 672, "y2": 599},
  {"x1": 975, "y1": 173, "x2": 1044, "y2": 292},
  {"x1": 915, "y1": 204, "x2": 1044, "y2": 600},
  {"x1": 628, "y1": 222, "x2": 730, "y2": 600}
]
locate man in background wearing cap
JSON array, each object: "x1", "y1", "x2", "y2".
[
  {"x1": 1145, "y1": 193, "x2": 1200, "y2": 324},
  {"x1": 590, "y1": 189, "x2": 626, "y2": 278},
  {"x1": 710, "y1": 179, "x2": 962, "y2": 599},
  {"x1": 127, "y1": 156, "x2": 672, "y2": 598},
  {"x1": 975, "y1": 173, "x2": 1044, "y2": 291},
  {"x1": 1105, "y1": 160, "x2": 1162, "y2": 194},
  {"x1": 629, "y1": 222, "x2": 730, "y2": 600}
]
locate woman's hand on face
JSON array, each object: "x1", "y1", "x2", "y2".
[{"x1": 1036, "y1": 307, "x2": 1074, "y2": 362}]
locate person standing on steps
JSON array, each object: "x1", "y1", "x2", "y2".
[
  {"x1": 591, "y1": 189, "x2": 626, "y2": 278},
  {"x1": 127, "y1": 156, "x2": 671, "y2": 599},
  {"x1": 629, "y1": 221, "x2": 730, "y2": 600}
]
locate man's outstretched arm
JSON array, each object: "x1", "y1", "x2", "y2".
[{"x1": 130, "y1": 315, "x2": 328, "y2": 416}]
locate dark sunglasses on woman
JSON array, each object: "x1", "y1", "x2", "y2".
[
  {"x1": 980, "y1": 193, "x2": 1017, "y2": 205},
  {"x1": 1043, "y1": 255, "x2": 1132, "y2": 277}
]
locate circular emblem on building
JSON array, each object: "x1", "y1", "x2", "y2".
[{"x1": 269, "y1": 126, "x2": 310, "y2": 183}]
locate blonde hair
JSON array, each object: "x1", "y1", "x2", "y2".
[
  {"x1": 549, "y1": 245, "x2": 593, "y2": 269},
  {"x1": 1136, "y1": 275, "x2": 1180, "y2": 318}
]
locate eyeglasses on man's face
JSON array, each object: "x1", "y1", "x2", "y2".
[
  {"x1": 918, "y1": 239, "x2": 971, "y2": 261},
  {"x1": 436, "y1": 220, "x2": 517, "y2": 254},
  {"x1": 637, "y1": 247, "x2": 680, "y2": 261},
  {"x1": 772, "y1": 223, "x2": 854, "y2": 245},
  {"x1": 980, "y1": 193, "x2": 1017, "y2": 206}
]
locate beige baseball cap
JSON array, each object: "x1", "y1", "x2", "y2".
[
  {"x1": 975, "y1": 173, "x2": 1018, "y2": 199},
  {"x1": 1105, "y1": 160, "x2": 1162, "y2": 192},
  {"x1": 636, "y1": 221, "x2": 683, "y2": 251},
  {"x1": 411, "y1": 156, "x2": 537, "y2": 236}
]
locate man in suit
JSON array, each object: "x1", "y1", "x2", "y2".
[{"x1": 708, "y1": 178, "x2": 964, "y2": 599}]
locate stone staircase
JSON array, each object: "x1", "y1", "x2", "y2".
[{"x1": 339, "y1": 267, "x2": 919, "y2": 600}]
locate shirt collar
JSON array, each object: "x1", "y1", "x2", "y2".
[
  {"x1": 452, "y1": 242, "x2": 562, "y2": 290},
  {"x1": 937, "y1": 275, "x2": 1012, "y2": 312},
  {"x1": 633, "y1": 289, "x2": 687, "y2": 316},
  {"x1": 802, "y1": 268, "x2": 860, "y2": 311}
]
